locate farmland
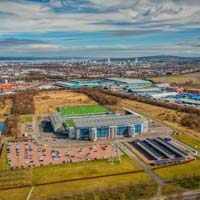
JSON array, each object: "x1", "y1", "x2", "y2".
[{"x1": 150, "y1": 72, "x2": 200, "y2": 89}]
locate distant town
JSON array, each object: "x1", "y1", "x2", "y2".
[{"x1": 0, "y1": 57, "x2": 200, "y2": 109}]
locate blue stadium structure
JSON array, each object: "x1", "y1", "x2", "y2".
[{"x1": 50, "y1": 109, "x2": 149, "y2": 141}]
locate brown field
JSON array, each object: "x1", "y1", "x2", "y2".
[
  {"x1": 34, "y1": 90, "x2": 97, "y2": 115},
  {"x1": 0, "y1": 99, "x2": 12, "y2": 122},
  {"x1": 107, "y1": 97, "x2": 200, "y2": 138},
  {"x1": 150, "y1": 73, "x2": 200, "y2": 89}
]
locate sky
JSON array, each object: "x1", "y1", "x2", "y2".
[{"x1": 0, "y1": 0, "x2": 200, "y2": 58}]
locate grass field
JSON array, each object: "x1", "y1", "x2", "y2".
[
  {"x1": 34, "y1": 90, "x2": 97, "y2": 115},
  {"x1": 59, "y1": 105, "x2": 109, "y2": 116},
  {"x1": 163, "y1": 184, "x2": 187, "y2": 195},
  {"x1": 155, "y1": 160, "x2": 200, "y2": 180},
  {"x1": 163, "y1": 176, "x2": 200, "y2": 196},
  {"x1": 30, "y1": 173, "x2": 153, "y2": 200},
  {"x1": 0, "y1": 187, "x2": 31, "y2": 200},
  {"x1": 107, "y1": 97, "x2": 200, "y2": 138},
  {"x1": 0, "y1": 148, "x2": 144, "y2": 187},
  {"x1": 0, "y1": 148, "x2": 141, "y2": 185},
  {"x1": 32, "y1": 155, "x2": 141, "y2": 185},
  {"x1": 0, "y1": 146, "x2": 9, "y2": 171},
  {"x1": 62, "y1": 183, "x2": 157, "y2": 200},
  {"x1": 150, "y1": 73, "x2": 200, "y2": 89},
  {"x1": 0, "y1": 151, "x2": 151, "y2": 200},
  {"x1": 65, "y1": 119, "x2": 75, "y2": 127},
  {"x1": 20, "y1": 115, "x2": 33, "y2": 123},
  {"x1": 172, "y1": 134, "x2": 200, "y2": 151}
]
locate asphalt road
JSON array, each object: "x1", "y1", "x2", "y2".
[{"x1": 32, "y1": 115, "x2": 40, "y2": 139}]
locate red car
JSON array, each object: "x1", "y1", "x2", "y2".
[{"x1": 24, "y1": 151, "x2": 28, "y2": 155}]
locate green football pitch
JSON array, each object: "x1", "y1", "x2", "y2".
[{"x1": 59, "y1": 105, "x2": 110, "y2": 116}]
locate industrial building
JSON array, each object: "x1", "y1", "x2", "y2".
[
  {"x1": 49, "y1": 106, "x2": 148, "y2": 141},
  {"x1": 163, "y1": 93, "x2": 200, "y2": 108},
  {"x1": 55, "y1": 79, "x2": 114, "y2": 89},
  {"x1": 105, "y1": 78, "x2": 163, "y2": 94},
  {"x1": 106, "y1": 78, "x2": 153, "y2": 87},
  {"x1": 127, "y1": 87, "x2": 162, "y2": 94}
]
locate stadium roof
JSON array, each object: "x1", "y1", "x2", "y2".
[
  {"x1": 71, "y1": 114, "x2": 143, "y2": 128},
  {"x1": 50, "y1": 113, "x2": 63, "y2": 132}
]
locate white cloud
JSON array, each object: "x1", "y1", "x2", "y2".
[
  {"x1": 0, "y1": 41, "x2": 199, "y2": 57},
  {"x1": 0, "y1": 0, "x2": 200, "y2": 57},
  {"x1": 0, "y1": 0, "x2": 200, "y2": 34}
]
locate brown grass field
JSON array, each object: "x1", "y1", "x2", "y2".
[
  {"x1": 107, "y1": 98, "x2": 200, "y2": 138},
  {"x1": 0, "y1": 99, "x2": 12, "y2": 122},
  {"x1": 150, "y1": 72, "x2": 200, "y2": 89},
  {"x1": 34, "y1": 90, "x2": 97, "y2": 115}
]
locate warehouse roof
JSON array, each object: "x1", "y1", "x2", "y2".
[{"x1": 107, "y1": 78, "x2": 152, "y2": 85}]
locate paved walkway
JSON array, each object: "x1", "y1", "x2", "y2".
[
  {"x1": 32, "y1": 115, "x2": 40, "y2": 139},
  {"x1": 26, "y1": 186, "x2": 34, "y2": 200},
  {"x1": 118, "y1": 143, "x2": 165, "y2": 200}
]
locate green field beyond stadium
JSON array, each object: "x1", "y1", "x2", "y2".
[{"x1": 59, "y1": 105, "x2": 110, "y2": 116}]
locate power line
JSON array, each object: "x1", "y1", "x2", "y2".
[{"x1": 111, "y1": 127, "x2": 121, "y2": 164}]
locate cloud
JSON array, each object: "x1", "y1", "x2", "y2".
[
  {"x1": 0, "y1": 42, "x2": 199, "y2": 57},
  {"x1": 0, "y1": 38, "x2": 63, "y2": 52},
  {"x1": 63, "y1": 38, "x2": 82, "y2": 41},
  {"x1": 0, "y1": 0, "x2": 200, "y2": 34},
  {"x1": 177, "y1": 37, "x2": 200, "y2": 48},
  {"x1": 0, "y1": 0, "x2": 200, "y2": 57},
  {"x1": 0, "y1": 11, "x2": 17, "y2": 17},
  {"x1": 111, "y1": 29, "x2": 163, "y2": 37},
  {"x1": 0, "y1": 38, "x2": 47, "y2": 46}
]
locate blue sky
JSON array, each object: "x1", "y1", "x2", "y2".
[{"x1": 0, "y1": 0, "x2": 200, "y2": 57}]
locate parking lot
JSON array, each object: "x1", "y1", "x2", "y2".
[{"x1": 6, "y1": 141, "x2": 116, "y2": 169}]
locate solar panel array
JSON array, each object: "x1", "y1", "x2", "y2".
[{"x1": 130, "y1": 137, "x2": 190, "y2": 166}]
